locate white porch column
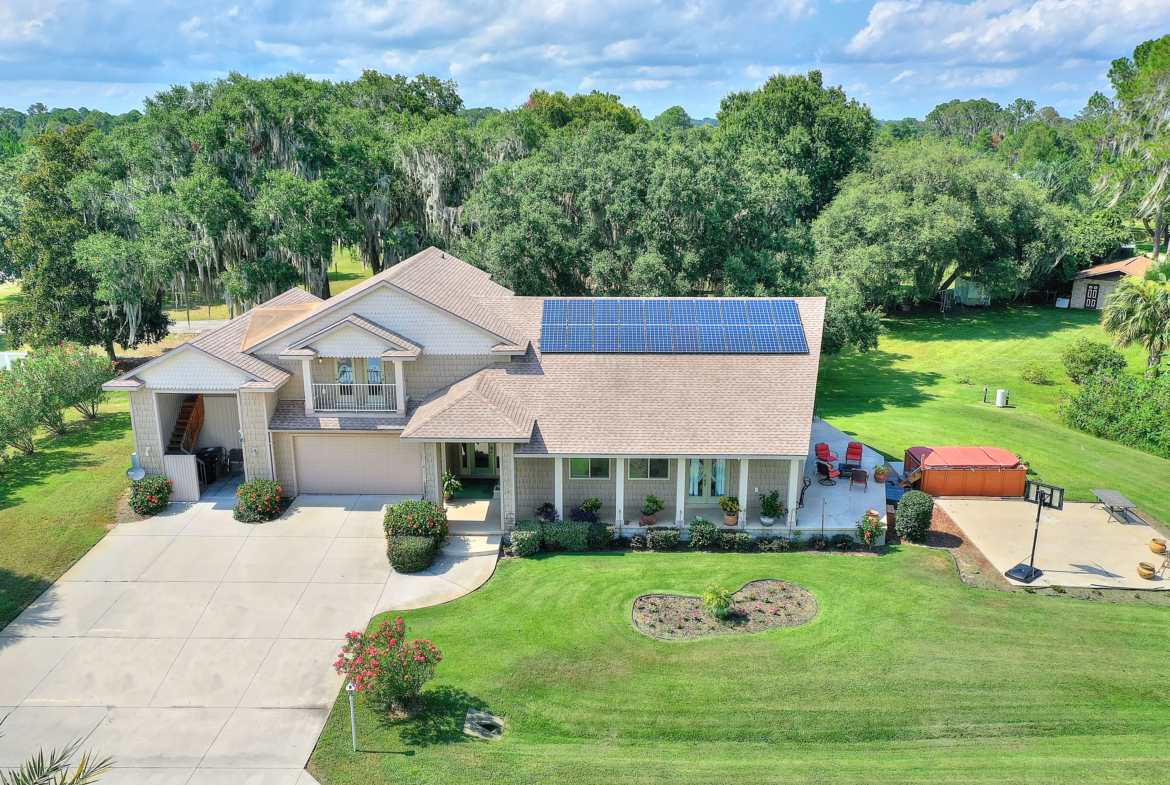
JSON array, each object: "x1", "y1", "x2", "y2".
[
  {"x1": 301, "y1": 358, "x2": 314, "y2": 415},
  {"x1": 786, "y1": 458, "x2": 803, "y2": 525},
  {"x1": 499, "y1": 442, "x2": 516, "y2": 531},
  {"x1": 738, "y1": 458, "x2": 750, "y2": 524},
  {"x1": 393, "y1": 360, "x2": 406, "y2": 416},
  {"x1": 614, "y1": 457, "x2": 625, "y2": 525},
  {"x1": 554, "y1": 457, "x2": 565, "y2": 521},
  {"x1": 675, "y1": 458, "x2": 686, "y2": 524}
]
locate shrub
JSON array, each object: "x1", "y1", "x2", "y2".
[
  {"x1": 646, "y1": 527, "x2": 681, "y2": 551},
  {"x1": 733, "y1": 531, "x2": 755, "y2": 552},
  {"x1": 383, "y1": 499, "x2": 449, "y2": 544},
  {"x1": 1061, "y1": 372, "x2": 1170, "y2": 458},
  {"x1": 857, "y1": 511, "x2": 884, "y2": 548},
  {"x1": 718, "y1": 531, "x2": 739, "y2": 551},
  {"x1": 334, "y1": 616, "x2": 443, "y2": 710},
  {"x1": 130, "y1": 475, "x2": 172, "y2": 515},
  {"x1": 641, "y1": 494, "x2": 665, "y2": 517},
  {"x1": 1018, "y1": 360, "x2": 1051, "y2": 385},
  {"x1": 533, "y1": 501, "x2": 559, "y2": 522},
  {"x1": 0, "y1": 365, "x2": 57, "y2": 452},
  {"x1": 387, "y1": 536, "x2": 438, "y2": 572},
  {"x1": 1062, "y1": 337, "x2": 1128, "y2": 384},
  {"x1": 233, "y1": 479, "x2": 285, "y2": 522},
  {"x1": 568, "y1": 504, "x2": 600, "y2": 524},
  {"x1": 630, "y1": 534, "x2": 647, "y2": 551},
  {"x1": 509, "y1": 530, "x2": 542, "y2": 557},
  {"x1": 542, "y1": 521, "x2": 589, "y2": 551},
  {"x1": 831, "y1": 533, "x2": 855, "y2": 551},
  {"x1": 702, "y1": 583, "x2": 733, "y2": 618},
  {"x1": 587, "y1": 521, "x2": 615, "y2": 549},
  {"x1": 25, "y1": 343, "x2": 116, "y2": 420},
  {"x1": 806, "y1": 533, "x2": 828, "y2": 551},
  {"x1": 789, "y1": 529, "x2": 804, "y2": 550},
  {"x1": 759, "y1": 490, "x2": 783, "y2": 519},
  {"x1": 689, "y1": 518, "x2": 720, "y2": 549},
  {"x1": 580, "y1": 497, "x2": 603, "y2": 515},
  {"x1": 896, "y1": 490, "x2": 935, "y2": 542},
  {"x1": 757, "y1": 536, "x2": 790, "y2": 553}
]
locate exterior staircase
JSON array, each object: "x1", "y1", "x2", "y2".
[{"x1": 166, "y1": 394, "x2": 205, "y2": 455}]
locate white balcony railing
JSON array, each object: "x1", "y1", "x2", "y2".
[{"x1": 312, "y1": 383, "x2": 398, "y2": 412}]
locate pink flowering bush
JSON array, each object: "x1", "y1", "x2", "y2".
[
  {"x1": 383, "y1": 499, "x2": 449, "y2": 544},
  {"x1": 130, "y1": 476, "x2": 173, "y2": 515},
  {"x1": 234, "y1": 479, "x2": 287, "y2": 522},
  {"x1": 333, "y1": 616, "x2": 444, "y2": 710}
]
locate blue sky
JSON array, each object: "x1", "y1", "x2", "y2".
[{"x1": 1, "y1": 1, "x2": 1168, "y2": 121}]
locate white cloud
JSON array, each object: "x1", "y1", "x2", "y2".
[
  {"x1": 1047, "y1": 81, "x2": 1079, "y2": 91},
  {"x1": 639, "y1": 65, "x2": 701, "y2": 78},
  {"x1": 633, "y1": 79, "x2": 672, "y2": 90},
  {"x1": 255, "y1": 40, "x2": 302, "y2": 59},
  {"x1": 178, "y1": 17, "x2": 207, "y2": 40},
  {"x1": 936, "y1": 67, "x2": 1021, "y2": 89},
  {"x1": 891, "y1": 69, "x2": 915, "y2": 83}
]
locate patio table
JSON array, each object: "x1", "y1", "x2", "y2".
[
  {"x1": 1090, "y1": 489, "x2": 1138, "y2": 524},
  {"x1": 836, "y1": 463, "x2": 854, "y2": 479}
]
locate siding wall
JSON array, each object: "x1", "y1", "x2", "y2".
[
  {"x1": 239, "y1": 391, "x2": 274, "y2": 481},
  {"x1": 498, "y1": 442, "x2": 516, "y2": 528},
  {"x1": 195, "y1": 394, "x2": 241, "y2": 452},
  {"x1": 137, "y1": 350, "x2": 250, "y2": 389},
  {"x1": 1070, "y1": 278, "x2": 1120, "y2": 310},
  {"x1": 155, "y1": 393, "x2": 185, "y2": 452},
  {"x1": 515, "y1": 457, "x2": 554, "y2": 520},
  {"x1": 128, "y1": 390, "x2": 164, "y2": 476},
  {"x1": 422, "y1": 442, "x2": 442, "y2": 503},
  {"x1": 404, "y1": 354, "x2": 507, "y2": 401},
  {"x1": 163, "y1": 454, "x2": 201, "y2": 502},
  {"x1": 271, "y1": 432, "x2": 297, "y2": 496},
  {"x1": 623, "y1": 461, "x2": 677, "y2": 523},
  {"x1": 747, "y1": 460, "x2": 789, "y2": 517}
]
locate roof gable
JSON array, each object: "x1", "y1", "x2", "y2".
[
  {"x1": 121, "y1": 344, "x2": 258, "y2": 390},
  {"x1": 285, "y1": 315, "x2": 423, "y2": 359}
]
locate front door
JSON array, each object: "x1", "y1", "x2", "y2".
[
  {"x1": 462, "y1": 442, "x2": 498, "y2": 475},
  {"x1": 687, "y1": 458, "x2": 728, "y2": 504},
  {"x1": 1084, "y1": 283, "x2": 1100, "y2": 309}
]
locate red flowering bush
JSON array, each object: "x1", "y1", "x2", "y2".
[
  {"x1": 333, "y1": 616, "x2": 443, "y2": 710},
  {"x1": 856, "y1": 511, "x2": 884, "y2": 549},
  {"x1": 383, "y1": 499, "x2": 448, "y2": 544},
  {"x1": 233, "y1": 478, "x2": 287, "y2": 522},
  {"x1": 130, "y1": 476, "x2": 173, "y2": 515}
]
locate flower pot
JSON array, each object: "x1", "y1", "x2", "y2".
[
  {"x1": 444, "y1": 493, "x2": 454, "y2": 502},
  {"x1": 874, "y1": 472, "x2": 889, "y2": 483},
  {"x1": 723, "y1": 514, "x2": 738, "y2": 526},
  {"x1": 1150, "y1": 538, "x2": 1166, "y2": 554},
  {"x1": 759, "y1": 515, "x2": 775, "y2": 526},
  {"x1": 1138, "y1": 562, "x2": 1156, "y2": 580},
  {"x1": 641, "y1": 513, "x2": 656, "y2": 526}
]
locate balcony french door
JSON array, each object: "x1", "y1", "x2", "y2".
[{"x1": 687, "y1": 458, "x2": 727, "y2": 504}]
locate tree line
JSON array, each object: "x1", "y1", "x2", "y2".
[{"x1": 2, "y1": 39, "x2": 1166, "y2": 359}]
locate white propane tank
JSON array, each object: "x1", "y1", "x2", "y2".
[{"x1": 995, "y1": 389, "x2": 1008, "y2": 408}]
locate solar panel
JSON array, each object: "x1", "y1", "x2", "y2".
[
  {"x1": 594, "y1": 325, "x2": 619, "y2": 351},
  {"x1": 543, "y1": 299, "x2": 567, "y2": 324},
  {"x1": 566, "y1": 325, "x2": 592, "y2": 351},
  {"x1": 721, "y1": 299, "x2": 749, "y2": 325},
  {"x1": 698, "y1": 325, "x2": 726, "y2": 352},
  {"x1": 567, "y1": 299, "x2": 593, "y2": 325},
  {"x1": 594, "y1": 299, "x2": 619, "y2": 324},
  {"x1": 620, "y1": 324, "x2": 645, "y2": 352},
  {"x1": 746, "y1": 300, "x2": 773, "y2": 326},
  {"x1": 619, "y1": 299, "x2": 644, "y2": 325},
  {"x1": 669, "y1": 299, "x2": 696, "y2": 326},
  {"x1": 672, "y1": 325, "x2": 699, "y2": 352},
  {"x1": 750, "y1": 325, "x2": 781, "y2": 352},
  {"x1": 539, "y1": 296, "x2": 806, "y2": 353},
  {"x1": 725, "y1": 324, "x2": 753, "y2": 352},
  {"x1": 645, "y1": 300, "x2": 670, "y2": 324},
  {"x1": 541, "y1": 324, "x2": 566, "y2": 352},
  {"x1": 646, "y1": 325, "x2": 672, "y2": 351},
  {"x1": 695, "y1": 300, "x2": 721, "y2": 324}
]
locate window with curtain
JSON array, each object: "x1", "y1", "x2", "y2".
[
  {"x1": 366, "y1": 358, "x2": 383, "y2": 384},
  {"x1": 336, "y1": 357, "x2": 354, "y2": 385}
]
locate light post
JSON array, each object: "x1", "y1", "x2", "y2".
[{"x1": 346, "y1": 682, "x2": 357, "y2": 752}]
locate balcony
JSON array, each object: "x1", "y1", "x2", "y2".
[{"x1": 311, "y1": 382, "x2": 399, "y2": 412}]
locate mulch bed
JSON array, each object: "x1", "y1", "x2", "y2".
[{"x1": 632, "y1": 579, "x2": 818, "y2": 640}]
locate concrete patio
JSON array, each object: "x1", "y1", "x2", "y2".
[
  {"x1": 0, "y1": 483, "x2": 498, "y2": 784},
  {"x1": 796, "y1": 419, "x2": 890, "y2": 537},
  {"x1": 937, "y1": 498, "x2": 1170, "y2": 590}
]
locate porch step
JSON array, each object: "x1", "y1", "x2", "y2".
[{"x1": 442, "y1": 534, "x2": 501, "y2": 556}]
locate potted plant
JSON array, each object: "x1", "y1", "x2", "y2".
[
  {"x1": 534, "y1": 502, "x2": 559, "y2": 524},
  {"x1": 857, "y1": 510, "x2": 884, "y2": 549},
  {"x1": 442, "y1": 472, "x2": 462, "y2": 502},
  {"x1": 641, "y1": 494, "x2": 665, "y2": 526},
  {"x1": 718, "y1": 496, "x2": 741, "y2": 526},
  {"x1": 758, "y1": 490, "x2": 783, "y2": 526},
  {"x1": 873, "y1": 463, "x2": 891, "y2": 483}
]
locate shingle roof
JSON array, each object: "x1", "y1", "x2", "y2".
[
  {"x1": 267, "y1": 399, "x2": 412, "y2": 431},
  {"x1": 401, "y1": 371, "x2": 535, "y2": 441},
  {"x1": 400, "y1": 297, "x2": 825, "y2": 457},
  {"x1": 1073, "y1": 255, "x2": 1156, "y2": 280}
]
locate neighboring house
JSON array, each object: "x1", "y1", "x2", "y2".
[
  {"x1": 1069, "y1": 256, "x2": 1155, "y2": 310},
  {"x1": 104, "y1": 248, "x2": 825, "y2": 529}
]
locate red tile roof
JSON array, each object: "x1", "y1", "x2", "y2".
[{"x1": 1072, "y1": 256, "x2": 1155, "y2": 280}]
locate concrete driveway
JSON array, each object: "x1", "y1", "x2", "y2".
[{"x1": 0, "y1": 484, "x2": 498, "y2": 784}]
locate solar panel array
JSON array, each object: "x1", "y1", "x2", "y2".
[{"x1": 540, "y1": 298, "x2": 808, "y2": 354}]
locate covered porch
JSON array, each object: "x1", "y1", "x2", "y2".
[{"x1": 152, "y1": 391, "x2": 245, "y2": 502}]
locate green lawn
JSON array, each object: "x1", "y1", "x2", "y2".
[
  {"x1": 310, "y1": 551, "x2": 1170, "y2": 784},
  {"x1": 817, "y1": 304, "x2": 1170, "y2": 522},
  {"x1": 0, "y1": 397, "x2": 134, "y2": 629}
]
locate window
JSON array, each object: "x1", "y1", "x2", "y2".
[
  {"x1": 629, "y1": 458, "x2": 670, "y2": 479},
  {"x1": 366, "y1": 358, "x2": 383, "y2": 384},
  {"x1": 570, "y1": 458, "x2": 610, "y2": 479},
  {"x1": 336, "y1": 357, "x2": 354, "y2": 385}
]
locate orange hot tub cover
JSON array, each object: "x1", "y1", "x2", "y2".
[{"x1": 904, "y1": 446, "x2": 1027, "y2": 497}]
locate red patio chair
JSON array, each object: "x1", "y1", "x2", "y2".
[
  {"x1": 844, "y1": 441, "x2": 863, "y2": 468},
  {"x1": 816, "y1": 461, "x2": 841, "y2": 486},
  {"x1": 850, "y1": 468, "x2": 869, "y2": 493},
  {"x1": 815, "y1": 442, "x2": 838, "y2": 462}
]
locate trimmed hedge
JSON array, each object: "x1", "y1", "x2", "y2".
[
  {"x1": 689, "y1": 520, "x2": 720, "y2": 550},
  {"x1": 732, "y1": 531, "x2": 755, "y2": 552},
  {"x1": 830, "y1": 533, "x2": 855, "y2": 551},
  {"x1": 233, "y1": 479, "x2": 285, "y2": 522},
  {"x1": 757, "y1": 535, "x2": 790, "y2": 553},
  {"x1": 387, "y1": 535, "x2": 438, "y2": 573},
  {"x1": 384, "y1": 499, "x2": 449, "y2": 544},
  {"x1": 542, "y1": 521, "x2": 589, "y2": 551},
  {"x1": 806, "y1": 533, "x2": 829, "y2": 550},
  {"x1": 130, "y1": 476, "x2": 173, "y2": 516},
  {"x1": 587, "y1": 522, "x2": 615, "y2": 549},
  {"x1": 646, "y1": 527, "x2": 681, "y2": 551},
  {"x1": 510, "y1": 530, "x2": 542, "y2": 557},
  {"x1": 896, "y1": 490, "x2": 935, "y2": 542}
]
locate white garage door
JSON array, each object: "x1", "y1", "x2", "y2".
[{"x1": 293, "y1": 434, "x2": 424, "y2": 495}]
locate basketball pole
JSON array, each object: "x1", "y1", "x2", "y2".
[{"x1": 1023, "y1": 489, "x2": 1045, "y2": 580}]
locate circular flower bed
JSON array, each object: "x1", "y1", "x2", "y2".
[{"x1": 632, "y1": 579, "x2": 817, "y2": 640}]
